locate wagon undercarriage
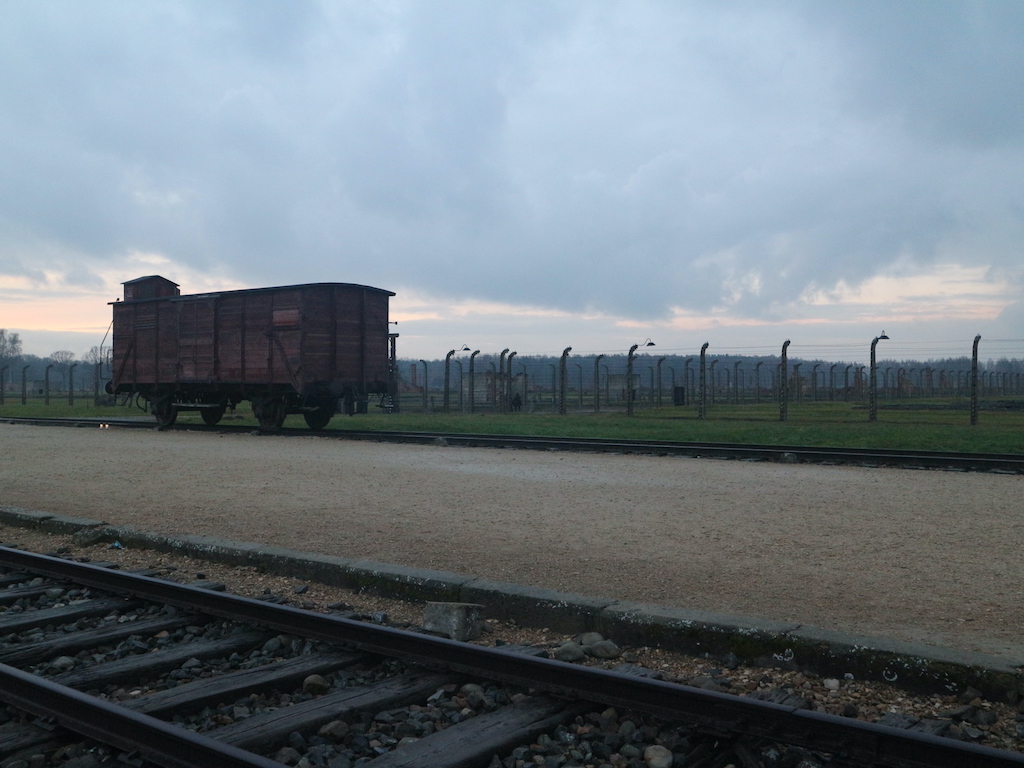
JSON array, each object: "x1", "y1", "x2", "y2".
[{"x1": 141, "y1": 387, "x2": 365, "y2": 431}]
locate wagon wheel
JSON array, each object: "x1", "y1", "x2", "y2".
[
  {"x1": 253, "y1": 397, "x2": 288, "y2": 431},
  {"x1": 201, "y1": 406, "x2": 225, "y2": 426},
  {"x1": 303, "y1": 400, "x2": 334, "y2": 431},
  {"x1": 153, "y1": 398, "x2": 177, "y2": 428}
]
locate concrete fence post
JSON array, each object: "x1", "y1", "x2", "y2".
[
  {"x1": 419, "y1": 360, "x2": 429, "y2": 413},
  {"x1": 656, "y1": 356, "x2": 666, "y2": 407},
  {"x1": 469, "y1": 350, "x2": 480, "y2": 413},
  {"x1": 971, "y1": 334, "x2": 981, "y2": 426},
  {"x1": 507, "y1": 351, "x2": 517, "y2": 411},
  {"x1": 559, "y1": 347, "x2": 572, "y2": 415},
  {"x1": 698, "y1": 343, "x2": 709, "y2": 419},
  {"x1": 68, "y1": 363, "x2": 78, "y2": 406},
  {"x1": 869, "y1": 332, "x2": 888, "y2": 421},
  {"x1": 443, "y1": 350, "x2": 455, "y2": 414},
  {"x1": 498, "y1": 349, "x2": 509, "y2": 412},
  {"x1": 779, "y1": 340, "x2": 791, "y2": 422}
]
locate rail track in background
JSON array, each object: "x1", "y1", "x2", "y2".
[
  {"x1": 3, "y1": 415, "x2": 1024, "y2": 473},
  {"x1": 1, "y1": 547, "x2": 1024, "y2": 768}
]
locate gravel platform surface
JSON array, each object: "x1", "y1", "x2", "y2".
[{"x1": 2, "y1": 423, "x2": 1022, "y2": 660}]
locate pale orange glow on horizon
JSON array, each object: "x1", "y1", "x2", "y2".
[{"x1": 3, "y1": 258, "x2": 1020, "y2": 359}]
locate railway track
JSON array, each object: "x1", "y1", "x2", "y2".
[
  {"x1": 1, "y1": 547, "x2": 1023, "y2": 768},
  {"x1": 3, "y1": 415, "x2": 1023, "y2": 473}
]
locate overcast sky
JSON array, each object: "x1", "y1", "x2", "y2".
[{"x1": 2, "y1": 1, "x2": 1022, "y2": 364}]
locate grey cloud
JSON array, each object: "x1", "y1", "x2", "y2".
[
  {"x1": 803, "y1": 1, "x2": 1024, "y2": 149},
  {"x1": 0, "y1": 0, "x2": 1021, "y2": 326}
]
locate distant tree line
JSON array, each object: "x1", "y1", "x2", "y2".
[{"x1": 0, "y1": 329, "x2": 107, "y2": 392}]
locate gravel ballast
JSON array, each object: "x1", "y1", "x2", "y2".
[{"x1": 4, "y1": 524, "x2": 1024, "y2": 757}]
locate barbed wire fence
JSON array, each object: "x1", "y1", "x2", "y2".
[
  {"x1": 3, "y1": 336, "x2": 1022, "y2": 426},
  {"x1": 391, "y1": 335, "x2": 1024, "y2": 422}
]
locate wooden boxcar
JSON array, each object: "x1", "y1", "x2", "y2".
[{"x1": 108, "y1": 275, "x2": 396, "y2": 429}]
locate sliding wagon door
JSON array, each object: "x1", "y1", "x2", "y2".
[{"x1": 177, "y1": 298, "x2": 216, "y2": 382}]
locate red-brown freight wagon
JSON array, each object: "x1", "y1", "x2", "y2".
[{"x1": 107, "y1": 275, "x2": 396, "y2": 430}]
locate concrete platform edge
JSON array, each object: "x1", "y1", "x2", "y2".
[{"x1": 1, "y1": 506, "x2": 1020, "y2": 702}]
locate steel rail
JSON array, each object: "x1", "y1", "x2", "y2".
[
  {"x1": 3, "y1": 416, "x2": 1023, "y2": 472},
  {"x1": 0, "y1": 662, "x2": 284, "y2": 768},
  {"x1": 2, "y1": 547, "x2": 1022, "y2": 768},
  {"x1": 326, "y1": 429, "x2": 1024, "y2": 472}
]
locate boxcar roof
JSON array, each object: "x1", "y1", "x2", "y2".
[
  {"x1": 111, "y1": 280, "x2": 395, "y2": 304},
  {"x1": 122, "y1": 275, "x2": 180, "y2": 286}
]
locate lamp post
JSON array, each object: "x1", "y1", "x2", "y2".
[
  {"x1": 593, "y1": 354, "x2": 605, "y2": 413},
  {"x1": 869, "y1": 331, "x2": 889, "y2": 421},
  {"x1": 559, "y1": 347, "x2": 572, "y2": 415},
  {"x1": 755, "y1": 361, "x2": 763, "y2": 405},
  {"x1": 626, "y1": 339, "x2": 654, "y2": 416},
  {"x1": 811, "y1": 363, "x2": 821, "y2": 402},
  {"x1": 844, "y1": 365, "x2": 853, "y2": 401},
  {"x1": 626, "y1": 346, "x2": 638, "y2": 416},
  {"x1": 829, "y1": 363, "x2": 838, "y2": 401},
  {"x1": 468, "y1": 350, "x2": 480, "y2": 413}
]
